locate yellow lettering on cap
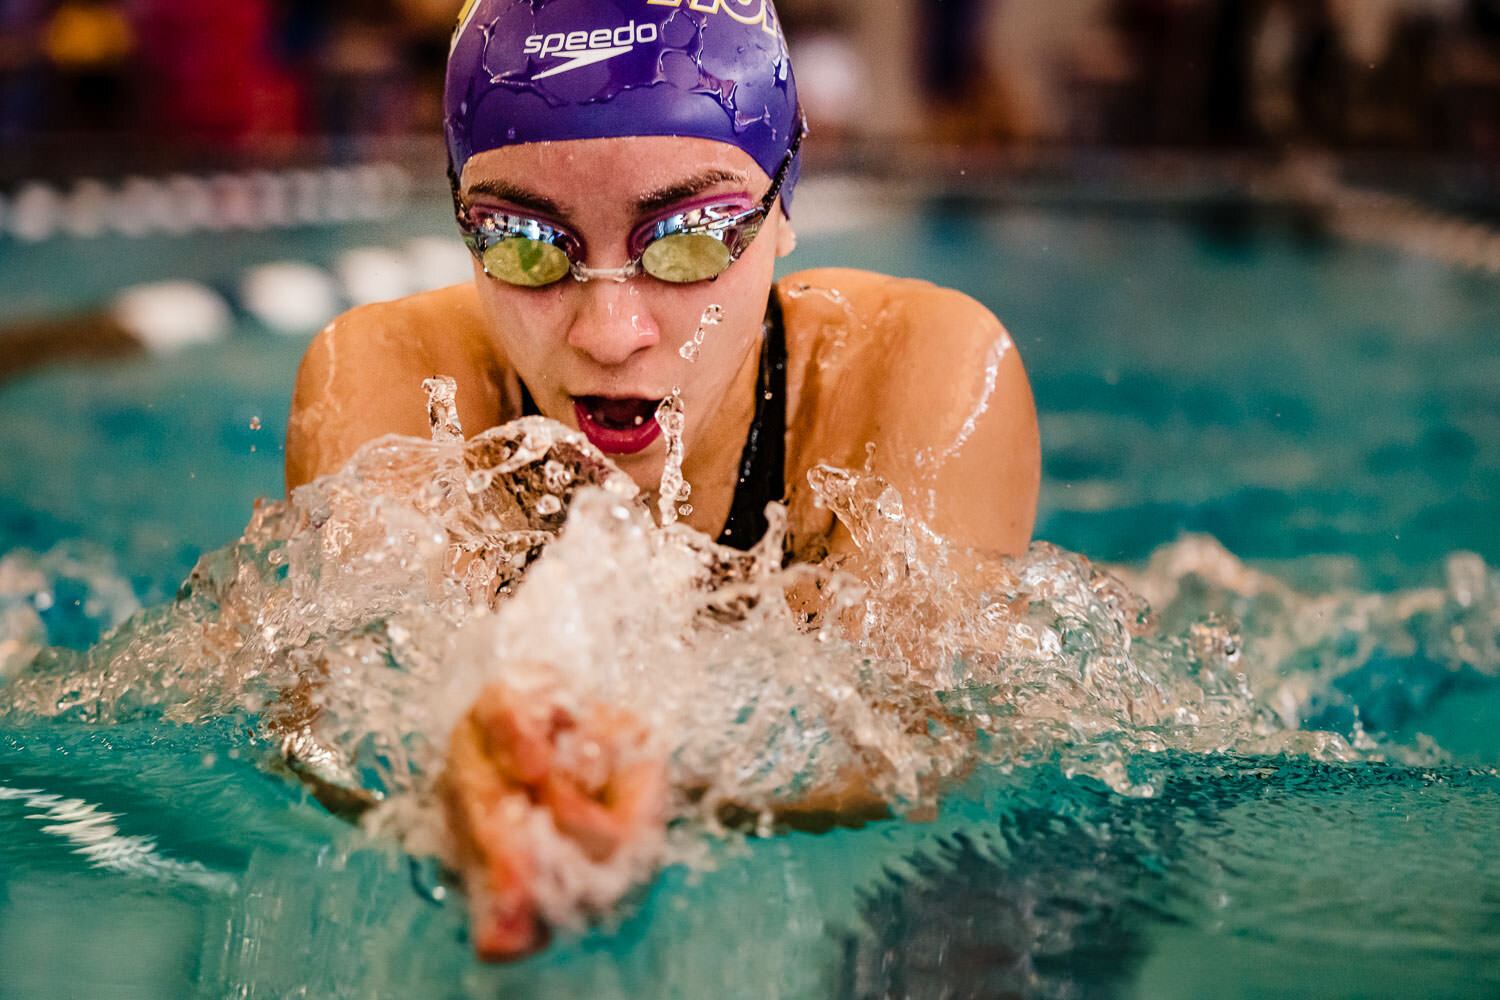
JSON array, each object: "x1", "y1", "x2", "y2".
[
  {"x1": 452, "y1": 0, "x2": 482, "y2": 51},
  {"x1": 646, "y1": 0, "x2": 776, "y2": 35},
  {"x1": 719, "y1": 0, "x2": 766, "y2": 28}
]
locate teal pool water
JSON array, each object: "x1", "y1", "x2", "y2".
[
  {"x1": 4, "y1": 725, "x2": 1497, "y2": 1000},
  {"x1": 1, "y1": 187, "x2": 1498, "y2": 998}
]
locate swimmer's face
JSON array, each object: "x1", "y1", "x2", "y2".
[{"x1": 458, "y1": 136, "x2": 795, "y2": 486}]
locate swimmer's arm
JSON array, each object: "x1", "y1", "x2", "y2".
[{"x1": 717, "y1": 776, "x2": 894, "y2": 831}]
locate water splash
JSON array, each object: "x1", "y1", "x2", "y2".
[
  {"x1": 0, "y1": 543, "x2": 140, "y2": 676},
  {"x1": 423, "y1": 375, "x2": 463, "y2": 443},
  {"x1": 679, "y1": 303, "x2": 723, "y2": 363},
  {"x1": 653, "y1": 390, "x2": 690, "y2": 526},
  {"x1": 3, "y1": 394, "x2": 1497, "y2": 936}
]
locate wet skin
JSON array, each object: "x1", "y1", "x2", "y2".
[{"x1": 283, "y1": 134, "x2": 1042, "y2": 958}]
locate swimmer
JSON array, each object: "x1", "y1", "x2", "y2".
[{"x1": 283, "y1": 0, "x2": 1039, "y2": 959}]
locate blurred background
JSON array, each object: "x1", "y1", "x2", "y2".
[{"x1": 1, "y1": 0, "x2": 1498, "y2": 179}]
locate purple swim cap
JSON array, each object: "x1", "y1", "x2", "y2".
[{"x1": 445, "y1": 0, "x2": 802, "y2": 211}]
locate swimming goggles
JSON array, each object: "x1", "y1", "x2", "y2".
[{"x1": 453, "y1": 119, "x2": 805, "y2": 287}]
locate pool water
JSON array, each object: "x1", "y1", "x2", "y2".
[{"x1": 2, "y1": 185, "x2": 1499, "y2": 998}]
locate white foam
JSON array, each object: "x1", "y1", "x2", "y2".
[
  {"x1": 109, "y1": 280, "x2": 233, "y2": 351},
  {"x1": 241, "y1": 261, "x2": 342, "y2": 333}
]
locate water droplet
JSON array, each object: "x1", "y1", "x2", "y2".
[
  {"x1": 542, "y1": 460, "x2": 573, "y2": 492},
  {"x1": 678, "y1": 304, "x2": 723, "y2": 363},
  {"x1": 423, "y1": 376, "x2": 463, "y2": 442},
  {"x1": 654, "y1": 392, "x2": 688, "y2": 527}
]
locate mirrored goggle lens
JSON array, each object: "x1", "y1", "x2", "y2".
[
  {"x1": 641, "y1": 232, "x2": 735, "y2": 284},
  {"x1": 482, "y1": 237, "x2": 571, "y2": 286}
]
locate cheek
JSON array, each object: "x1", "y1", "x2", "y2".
[
  {"x1": 681, "y1": 251, "x2": 776, "y2": 355},
  {"x1": 476, "y1": 282, "x2": 568, "y2": 359}
]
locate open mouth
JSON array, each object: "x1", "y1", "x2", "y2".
[{"x1": 572, "y1": 395, "x2": 664, "y2": 455}]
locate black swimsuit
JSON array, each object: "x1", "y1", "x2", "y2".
[{"x1": 518, "y1": 291, "x2": 787, "y2": 551}]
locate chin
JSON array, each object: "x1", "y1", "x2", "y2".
[{"x1": 610, "y1": 447, "x2": 666, "y2": 487}]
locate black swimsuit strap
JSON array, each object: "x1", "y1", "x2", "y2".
[
  {"x1": 514, "y1": 290, "x2": 787, "y2": 551},
  {"x1": 716, "y1": 289, "x2": 787, "y2": 550}
]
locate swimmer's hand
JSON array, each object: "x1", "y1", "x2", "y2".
[{"x1": 440, "y1": 680, "x2": 667, "y2": 961}]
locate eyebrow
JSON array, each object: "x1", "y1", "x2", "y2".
[
  {"x1": 463, "y1": 168, "x2": 749, "y2": 220},
  {"x1": 462, "y1": 179, "x2": 569, "y2": 218},
  {"x1": 636, "y1": 169, "x2": 748, "y2": 215}
]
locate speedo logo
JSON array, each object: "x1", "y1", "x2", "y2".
[{"x1": 522, "y1": 21, "x2": 659, "y2": 80}]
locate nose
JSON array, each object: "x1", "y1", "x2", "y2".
[{"x1": 566, "y1": 282, "x2": 659, "y2": 367}]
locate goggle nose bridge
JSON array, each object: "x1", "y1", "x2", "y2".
[{"x1": 570, "y1": 261, "x2": 640, "y2": 284}]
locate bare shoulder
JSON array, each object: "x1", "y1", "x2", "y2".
[
  {"x1": 778, "y1": 267, "x2": 1039, "y2": 556},
  {"x1": 286, "y1": 283, "x2": 504, "y2": 490},
  {"x1": 779, "y1": 266, "x2": 1009, "y2": 371},
  {"x1": 778, "y1": 266, "x2": 1026, "y2": 446}
]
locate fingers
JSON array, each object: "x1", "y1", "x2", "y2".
[
  {"x1": 541, "y1": 771, "x2": 629, "y2": 862},
  {"x1": 609, "y1": 757, "x2": 668, "y2": 833},
  {"x1": 444, "y1": 714, "x2": 546, "y2": 961},
  {"x1": 470, "y1": 888, "x2": 550, "y2": 961},
  {"x1": 443, "y1": 682, "x2": 667, "y2": 962},
  {"x1": 539, "y1": 706, "x2": 665, "y2": 862},
  {"x1": 472, "y1": 684, "x2": 558, "y2": 787},
  {"x1": 465, "y1": 791, "x2": 547, "y2": 960}
]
